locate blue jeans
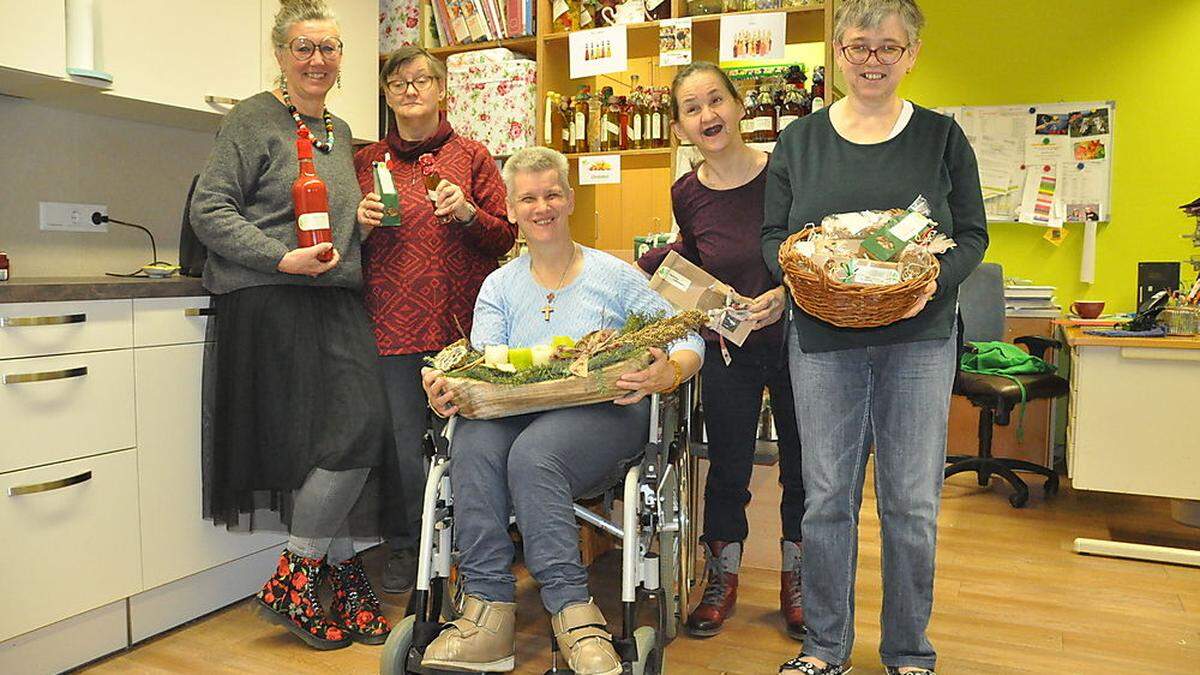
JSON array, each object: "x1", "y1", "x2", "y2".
[
  {"x1": 789, "y1": 324, "x2": 955, "y2": 670},
  {"x1": 450, "y1": 401, "x2": 650, "y2": 614}
]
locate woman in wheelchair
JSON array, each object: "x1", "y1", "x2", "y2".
[{"x1": 418, "y1": 146, "x2": 704, "y2": 674}]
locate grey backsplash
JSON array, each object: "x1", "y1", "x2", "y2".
[{"x1": 1, "y1": 96, "x2": 215, "y2": 278}]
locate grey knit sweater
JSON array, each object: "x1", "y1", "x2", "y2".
[{"x1": 190, "y1": 91, "x2": 364, "y2": 294}]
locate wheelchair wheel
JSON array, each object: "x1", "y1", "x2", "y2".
[
  {"x1": 656, "y1": 451, "x2": 689, "y2": 644},
  {"x1": 632, "y1": 625, "x2": 664, "y2": 675},
  {"x1": 379, "y1": 614, "x2": 416, "y2": 675}
]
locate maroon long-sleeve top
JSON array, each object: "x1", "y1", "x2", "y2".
[
  {"x1": 637, "y1": 164, "x2": 783, "y2": 351},
  {"x1": 354, "y1": 132, "x2": 515, "y2": 355}
]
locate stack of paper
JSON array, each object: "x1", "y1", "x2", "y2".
[{"x1": 1005, "y1": 284, "x2": 1061, "y2": 317}]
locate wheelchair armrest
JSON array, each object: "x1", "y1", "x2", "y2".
[{"x1": 1014, "y1": 335, "x2": 1061, "y2": 360}]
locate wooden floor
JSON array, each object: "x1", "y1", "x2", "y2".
[{"x1": 81, "y1": 466, "x2": 1200, "y2": 674}]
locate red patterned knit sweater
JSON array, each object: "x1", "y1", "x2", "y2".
[{"x1": 353, "y1": 133, "x2": 515, "y2": 355}]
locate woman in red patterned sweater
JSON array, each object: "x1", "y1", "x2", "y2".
[{"x1": 354, "y1": 46, "x2": 515, "y2": 594}]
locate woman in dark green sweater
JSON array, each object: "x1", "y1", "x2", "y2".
[{"x1": 761, "y1": 2, "x2": 987, "y2": 674}]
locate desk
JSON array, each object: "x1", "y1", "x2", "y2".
[{"x1": 1062, "y1": 325, "x2": 1200, "y2": 566}]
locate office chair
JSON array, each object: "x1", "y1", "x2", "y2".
[{"x1": 945, "y1": 263, "x2": 1066, "y2": 508}]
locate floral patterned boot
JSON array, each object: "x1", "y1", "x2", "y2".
[
  {"x1": 256, "y1": 549, "x2": 351, "y2": 650},
  {"x1": 327, "y1": 553, "x2": 392, "y2": 644}
]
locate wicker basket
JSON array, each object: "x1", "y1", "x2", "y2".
[
  {"x1": 443, "y1": 351, "x2": 653, "y2": 420},
  {"x1": 778, "y1": 227, "x2": 940, "y2": 328}
]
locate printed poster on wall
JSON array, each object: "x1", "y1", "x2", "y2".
[
  {"x1": 579, "y1": 154, "x2": 621, "y2": 185},
  {"x1": 569, "y1": 26, "x2": 628, "y2": 79},
  {"x1": 719, "y1": 12, "x2": 786, "y2": 62},
  {"x1": 659, "y1": 18, "x2": 693, "y2": 66}
]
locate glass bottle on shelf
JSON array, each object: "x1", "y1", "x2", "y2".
[
  {"x1": 552, "y1": 0, "x2": 575, "y2": 33},
  {"x1": 686, "y1": 0, "x2": 723, "y2": 16},
  {"x1": 573, "y1": 86, "x2": 590, "y2": 154},
  {"x1": 645, "y1": 0, "x2": 671, "y2": 21},
  {"x1": 617, "y1": 95, "x2": 632, "y2": 150},
  {"x1": 811, "y1": 66, "x2": 826, "y2": 112},
  {"x1": 630, "y1": 78, "x2": 646, "y2": 150},
  {"x1": 600, "y1": 87, "x2": 619, "y2": 151},
  {"x1": 559, "y1": 94, "x2": 576, "y2": 153},
  {"x1": 754, "y1": 89, "x2": 777, "y2": 143},
  {"x1": 778, "y1": 87, "x2": 803, "y2": 134},
  {"x1": 739, "y1": 85, "x2": 758, "y2": 143}
]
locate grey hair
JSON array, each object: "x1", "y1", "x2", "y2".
[
  {"x1": 271, "y1": 0, "x2": 337, "y2": 48},
  {"x1": 501, "y1": 146, "x2": 571, "y2": 197},
  {"x1": 833, "y1": 0, "x2": 925, "y2": 45}
]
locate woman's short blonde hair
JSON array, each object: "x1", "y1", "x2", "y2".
[
  {"x1": 380, "y1": 46, "x2": 448, "y2": 89},
  {"x1": 501, "y1": 147, "x2": 571, "y2": 197},
  {"x1": 270, "y1": 0, "x2": 337, "y2": 49},
  {"x1": 833, "y1": 0, "x2": 925, "y2": 45}
]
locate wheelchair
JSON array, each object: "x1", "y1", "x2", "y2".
[{"x1": 380, "y1": 385, "x2": 699, "y2": 675}]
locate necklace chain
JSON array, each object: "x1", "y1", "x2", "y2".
[
  {"x1": 534, "y1": 244, "x2": 577, "y2": 321},
  {"x1": 280, "y1": 81, "x2": 335, "y2": 153}
]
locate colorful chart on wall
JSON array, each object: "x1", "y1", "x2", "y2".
[
  {"x1": 938, "y1": 100, "x2": 1115, "y2": 283},
  {"x1": 936, "y1": 101, "x2": 1115, "y2": 226}
]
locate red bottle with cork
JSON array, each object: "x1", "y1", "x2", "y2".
[{"x1": 292, "y1": 137, "x2": 333, "y2": 262}]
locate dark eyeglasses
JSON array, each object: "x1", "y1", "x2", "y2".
[
  {"x1": 385, "y1": 75, "x2": 438, "y2": 95},
  {"x1": 839, "y1": 43, "x2": 908, "y2": 65},
  {"x1": 287, "y1": 36, "x2": 343, "y2": 62}
]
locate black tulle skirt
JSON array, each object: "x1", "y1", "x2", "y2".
[{"x1": 201, "y1": 284, "x2": 392, "y2": 535}]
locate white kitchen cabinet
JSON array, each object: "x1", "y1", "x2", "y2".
[
  {"x1": 260, "y1": 0, "x2": 380, "y2": 141},
  {"x1": 1, "y1": 449, "x2": 142, "y2": 642},
  {"x1": 135, "y1": 342, "x2": 285, "y2": 590},
  {"x1": 1, "y1": 0, "x2": 66, "y2": 78},
  {"x1": 0, "y1": 298, "x2": 132, "y2": 360},
  {"x1": 94, "y1": 0, "x2": 262, "y2": 115},
  {"x1": 0, "y1": 348, "x2": 136, "y2": 474},
  {"x1": 132, "y1": 296, "x2": 212, "y2": 347}
]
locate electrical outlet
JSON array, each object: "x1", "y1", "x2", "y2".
[{"x1": 39, "y1": 202, "x2": 108, "y2": 233}]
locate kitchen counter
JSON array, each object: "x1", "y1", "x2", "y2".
[{"x1": 0, "y1": 276, "x2": 207, "y2": 303}]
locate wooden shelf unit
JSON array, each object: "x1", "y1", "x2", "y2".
[{"x1": 407, "y1": 1, "x2": 834, "y2": 254}]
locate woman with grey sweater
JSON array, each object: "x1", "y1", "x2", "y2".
[{"x1": 190, "y1": 0, "x2": 391, "y2": 650}]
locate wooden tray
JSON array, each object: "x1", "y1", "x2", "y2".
[{"x1": 444, "y1": 351, "x2": 653, "y2": 420}]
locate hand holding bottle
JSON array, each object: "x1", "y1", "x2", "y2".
[
  {"x1": 278, "y1": 242, "x2": 340, "y2": 277},
  {"x1": 432, "y1": 180, "x2": 476, "y2": 222}
]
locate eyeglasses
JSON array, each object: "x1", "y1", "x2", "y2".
[
  {"x1": 287, "y1": 36, "x2": 343, "y2": 62},
  {"x1": 839, "y1": 43, "x2": 908, "y2": 65},
  {"x1": 384, "y1": 75, "x2": 438, "y2": 96}
]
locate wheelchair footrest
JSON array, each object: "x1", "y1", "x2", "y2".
[{"x1": 613, "y1": 637, "x2": 638, "y2": 664}]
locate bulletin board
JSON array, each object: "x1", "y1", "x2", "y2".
[{"x1": 937, "y1": 101, "x2": 1115, "y2": 227}]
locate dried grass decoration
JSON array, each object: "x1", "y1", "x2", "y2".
[
  {"x1": 428, "y1": 310, "x2": 706, "y2": 419},
  {"x1": 778, "y1": 201, "x2": 957, "y2": 329}
]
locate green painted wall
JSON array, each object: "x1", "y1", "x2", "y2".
[{"x1": 898, "y1": 0, "x2": 1199, "y2": 312}]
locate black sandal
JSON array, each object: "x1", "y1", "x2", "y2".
[{"x1": 779, "y1": 655, "x2": 853, "y2": 674}]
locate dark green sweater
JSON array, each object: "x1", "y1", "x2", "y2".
[{"x1": 762, "y1": 103, "x2": 988, "y2": 353}]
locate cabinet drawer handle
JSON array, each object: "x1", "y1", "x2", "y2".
[
  {"x1": 0, "y1": 313, "x2": 87, "y2": 327},
  {"x1": 2, "y1": 366, "x2": 89, "y2": 385},
  {"x1": 204, "y1": 95, "x2": 239, "y2": 106},
  {"x1": 8, "y1": 471, "x2": 93, "y2": 497},
  {"x1": 183, "y1": 307, "x2": 214, "y2": 317}
]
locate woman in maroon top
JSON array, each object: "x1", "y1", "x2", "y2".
[
  {"x1": 638, "y1": 62, "x2": 805, "y2": 641},
  {"x1": 355, "y1": 46, "x2": 516, "y2": 594}
]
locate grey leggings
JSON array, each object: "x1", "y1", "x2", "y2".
[
  {"x1": 288, "y1": 466, "x2": 371, "y2": 562},
  {"x1": 452, "y1": 401, "x2": 650, "y2": 614}
]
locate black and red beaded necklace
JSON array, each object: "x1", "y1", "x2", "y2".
[{"x1": 280, "y1": 80, "x2": 335, "y2": 153}]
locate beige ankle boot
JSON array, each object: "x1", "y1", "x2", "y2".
[
  {"x1": 421, "y1": 595, "x2": 517, "y2": 672},
  {"x1": 551, "y1": 600, "x2": 622, "y2": 675}
]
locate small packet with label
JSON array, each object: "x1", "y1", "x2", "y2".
[
  {"x1": 372, "y1": 152, "x2": 402, "y2": 227},
  {"x1": 830, "y1": 258, "x2": 904, "y2": 285},
  {"x1": 861, "y1": 210, "x2": 935, "y2": 262}
]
